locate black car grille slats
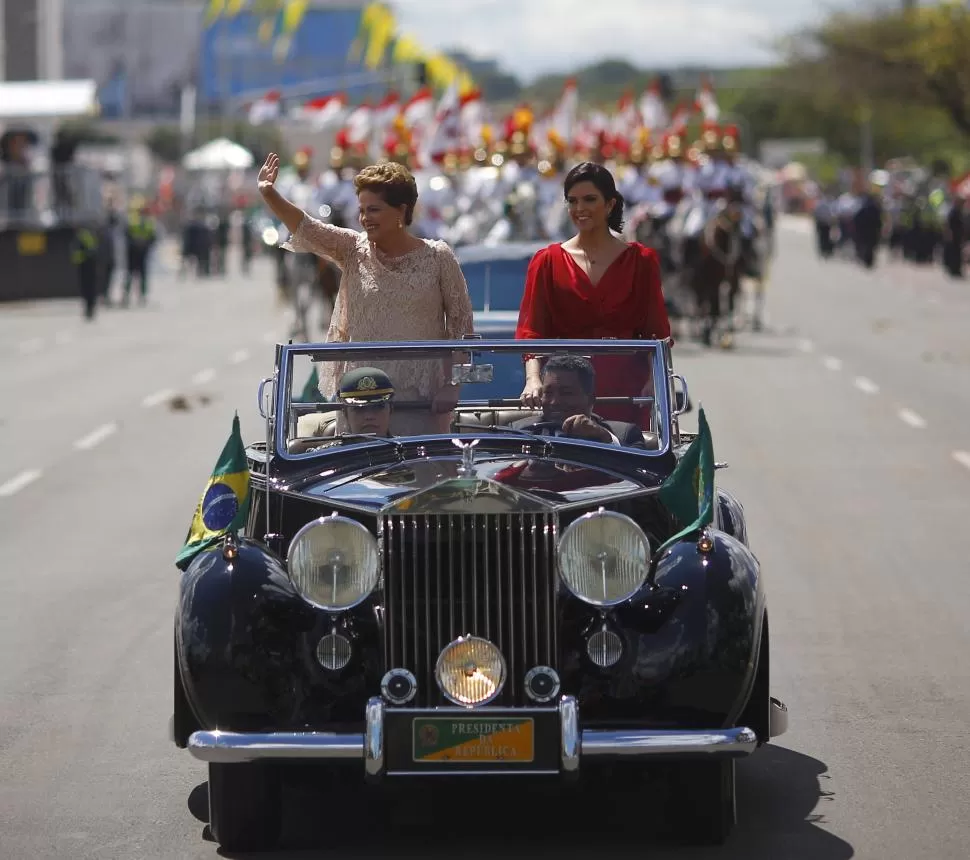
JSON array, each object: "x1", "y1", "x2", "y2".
[{"x1": 381, "y1": 513, "x2": 557, "y2": 707}]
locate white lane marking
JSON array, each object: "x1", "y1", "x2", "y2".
[
  {"x1": 797, "y1": 338, "x2": 815, "y2": 353},
  {"x1": 952, "y1": 451, "x2": 970, "y2": 471},
  {"x1": 823, "y1": 356, "x2": 842, "y2": 371},
  {"x1": 898, "y1": 408, "x2": 927, "y2": 429},
  {"x1": 854, "y1": 376, "x2": 879, "y2": 395},
  {"x1": 229, "y1": 349, "x2": 250, "y2": 365},
  {"x1": 142, "y1": 388, "x2": 175, "y2": 408},
  {"x1": 0, "y1": 469, "x2": 42, "y2": 497},
  {"x1": 18, "y1": 338, "x2": 44, "y2": 353},
  {"x1": 192, "y1": 368, "x2": 216, "y2": 385},
  {"x1": 54, "y1": 331, "x2": 74, "y2": 345},
  {"x1": 74, "y1": 422, "x2": 118, "y2": 451},
  {"x1": 261, "y1": 331, "x2": 278, "y2": 344}
]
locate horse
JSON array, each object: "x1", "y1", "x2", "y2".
[{"x1": 682, "y1": 202, "x2": 744, "y2": 347}]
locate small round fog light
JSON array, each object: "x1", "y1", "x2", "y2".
[
  {"x1": 524, "y1": 666, "x2": 561, "y2": 703},
  {"x1": 381, "y1": 669, "x2": 417, "y2": 705},
  {"x1": 435, "y1": 635, "x2": 506, "y2": 707},
  {"x1": 316, "y1": 633, "x2": 352, "y2": 671},
  {"x1": 587, "y1": 628, "x2": 623, "y2": 668}
]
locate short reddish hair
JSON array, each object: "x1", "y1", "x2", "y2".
[{"x1": 353, "y1": 161, "x2": 419, "y2": 225}]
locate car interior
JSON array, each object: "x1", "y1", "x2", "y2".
[{"x1": 289, "y1": 406, "x2": 660, "y2": 452}]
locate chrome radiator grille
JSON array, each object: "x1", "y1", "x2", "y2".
[{"x1": 381, "y1": 513, "x2": 558, "y2": 706}]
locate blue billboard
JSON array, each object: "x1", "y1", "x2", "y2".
[{"x1": 198, "y1": 8, "x2": 386, "y2": 108}]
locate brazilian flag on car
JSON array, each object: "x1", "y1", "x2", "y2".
[
  {"x1": 175, "y1": 414, "x2": 251, "y2": 571},
  {"x1": 656, "y1": 406, "x2": 715, "y2": 554},
  {"x1": 298, "y1": 365, "x2": 326, "y2": 402}
]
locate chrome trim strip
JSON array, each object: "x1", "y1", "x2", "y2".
[
  {"x1": 187, "y1": 730, "x2": 364, "y2": 764},
  {"x1": 186, "y1": 720, "x2": 759, "y2": 766},
  {"x1": 581, "y1": 726, "x2": 758, "y2": 758},
  {"x1": 769, "y1": 697, "x2": 789, "y2": 737},
  {"x1": 559, "y1": 695, "x2": 580, "y2": 773},
  {"x1": 364, "y1": 696, "x2": 385, "y2": 779}
]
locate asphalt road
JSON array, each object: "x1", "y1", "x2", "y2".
[{"x1": 1, "y1": 226, "x2": 968, "y2": 859}]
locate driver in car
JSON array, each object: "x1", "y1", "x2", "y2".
[
  {"x1": 511, "y1": 354, "x2": 644, "y2": 447},
  {"x1": 291, "y1": 367, "x2": 395, "y2": 452}
]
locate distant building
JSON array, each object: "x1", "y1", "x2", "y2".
[{"x1": 0, "y1": 0, "x2": 64, "y2": 82}]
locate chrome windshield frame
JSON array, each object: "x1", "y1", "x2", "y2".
[{"x1": 273, "y1": 339, "x2": 676, "y2": 464}]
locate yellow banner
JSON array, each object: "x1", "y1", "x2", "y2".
[
  {"x1": 281, "y1": 0, "x2": 308, "y2": 35},
  {"x1": 364, "y1": 4, "x2": 396, "y2": 69},
  {"x1": 204, "y1": 0, "x2": 227, "y2": 24},
  {"x1": 392, "y1": 34, "x2": 425, "y2": 65}
]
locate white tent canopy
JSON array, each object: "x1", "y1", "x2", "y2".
[
  {"x1": 182, "y1": 137, "x2": 255, "y2": 171},
  {"x1": 0, "y1": 79, "x2": 98, "y2": 122}
]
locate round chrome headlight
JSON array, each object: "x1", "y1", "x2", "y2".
[
  {"x1": 557, "y1": 509, "x2": 650, "y2": 606},
  {"x1": 287, "y1": 515, "x2": 380, "y2": 611},
  {"x1": 435, "y1": 636, "x2": 506, "y2": 707}
]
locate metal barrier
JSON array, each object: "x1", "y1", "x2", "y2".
[{"x1": 0, "y1": 165, "x2": 104, "y2": 229}]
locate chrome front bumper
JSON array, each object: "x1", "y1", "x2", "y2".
[{"x1": 188, "y1": 696, "x2": 784, "y2": 774}]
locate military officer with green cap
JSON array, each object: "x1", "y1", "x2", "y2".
[{"x1": 291, "y1": 366, "x2": 395, "y2": 452}]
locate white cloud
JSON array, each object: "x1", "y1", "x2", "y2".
[{"x1": 390, "y1": 0, "x2": 855, "y2": 79}]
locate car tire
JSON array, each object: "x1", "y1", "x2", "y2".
[
  {"x1": 669, "y1": 759, "x2": 736, "y2": 845},
  {"x1": 208, "y1": 762, "x2": 282, "y2": 853}
]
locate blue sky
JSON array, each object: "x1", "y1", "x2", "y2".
[{"x1": 392, "y1": 0, "x2": 862, "y2": 80}]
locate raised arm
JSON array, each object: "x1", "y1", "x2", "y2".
[{"x1": 257, "y1": 152, "x2": 357, "y2": 266}]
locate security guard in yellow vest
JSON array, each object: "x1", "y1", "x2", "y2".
[
  {"x1": 72, "y1": 225, "x2": 100, "y2": 320},
  {"x1": 124, "y1": 199, "x2": 157, "y2": 305}
]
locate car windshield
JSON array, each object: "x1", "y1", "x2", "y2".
[{"x1": 278, "y1": 340, "x2": 672, "y2": 458}]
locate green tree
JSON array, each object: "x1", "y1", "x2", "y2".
[
  {"x1": 144, "y1": 120, "x2": 286, "y2": 165},
  {"x1": 792, "y1": 1, "x2": 970, "y2": 138}
]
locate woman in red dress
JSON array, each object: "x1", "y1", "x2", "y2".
[{"x1": 515, "y1": 162, "x2": 671, "y2": 427}]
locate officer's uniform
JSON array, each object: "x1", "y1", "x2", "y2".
[
  {"x1": 72, "y1": 226, "x2": 100, "y2": 320},
  {"x1": 124, "y1": 208, "x2": 158, "y2": 303},
  {"x1": 294, "y1": 367, "x2": 396, "y2": 445}
]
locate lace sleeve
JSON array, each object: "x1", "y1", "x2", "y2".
[
  {"x1": 435, "y1": 241, "x2": 474, "y2": 338},
  {"x1": 282, "y1": 213, "x2": 358, "y2": 267}
]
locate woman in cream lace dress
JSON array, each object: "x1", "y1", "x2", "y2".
[{"x1": 257, "y1": 153, "x2": 474, "y2": 435}]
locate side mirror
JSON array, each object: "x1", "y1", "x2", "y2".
[
  {"x1": 671, "y1": 374, "x2": 691, "y2": 416},
  {"x1": 257, "y1": 377, "x2": 275, "y2": 419},
  {"x1": 452, "y1": 363, "x2": 494, "y2": 385}
]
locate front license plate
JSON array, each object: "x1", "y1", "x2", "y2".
[{"x1": 412, "y1": 716, "x2": 534, "y2": 764}]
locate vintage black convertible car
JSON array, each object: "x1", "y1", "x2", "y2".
[{"x1": 172, "y1": 338, "x2": 788, "y2": 851}]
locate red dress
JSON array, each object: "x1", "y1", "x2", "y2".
[{"x1": 515, "y1": 242, "x2": 671, "y2": 426}]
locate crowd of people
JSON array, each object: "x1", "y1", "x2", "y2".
[{"x1": 812, "y1": 179, "x2": 967, "y2": 278}]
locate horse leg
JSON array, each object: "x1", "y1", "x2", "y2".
[
  {"x1": 709, "y1": 270, "x2": 725, "y2": 347},
  {"x1": 752, "y1": 277, "x2": 765, "y2": 332}
]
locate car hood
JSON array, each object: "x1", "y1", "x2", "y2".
[{"x1": 283, "y1": 452, "x2": 664, "y2": 513}]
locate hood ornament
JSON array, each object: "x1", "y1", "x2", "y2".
[{"x1": 452, "y1": 438, "x2": 480, "y2": 476}]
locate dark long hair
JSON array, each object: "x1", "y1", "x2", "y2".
[{"x1": 563, "y1": 161, "x2": 625, "y2": 233}]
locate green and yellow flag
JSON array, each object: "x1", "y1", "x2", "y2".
[
  {"x1": 175, "y1": 414, "x2": 251, "y2": 571},
  {"x1": 657, "y1": 406, "x2": 715, "y2": 554},
  {"x1": 298, "y1": 365, "x2": 326, "y2": 402},
  {"x1": 363, "y1": 3, "x2": 396, "y2": 69}
]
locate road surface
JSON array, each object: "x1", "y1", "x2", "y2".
[{"x1": 0, "y1": 227, "x2": 967, "y2": 858}]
